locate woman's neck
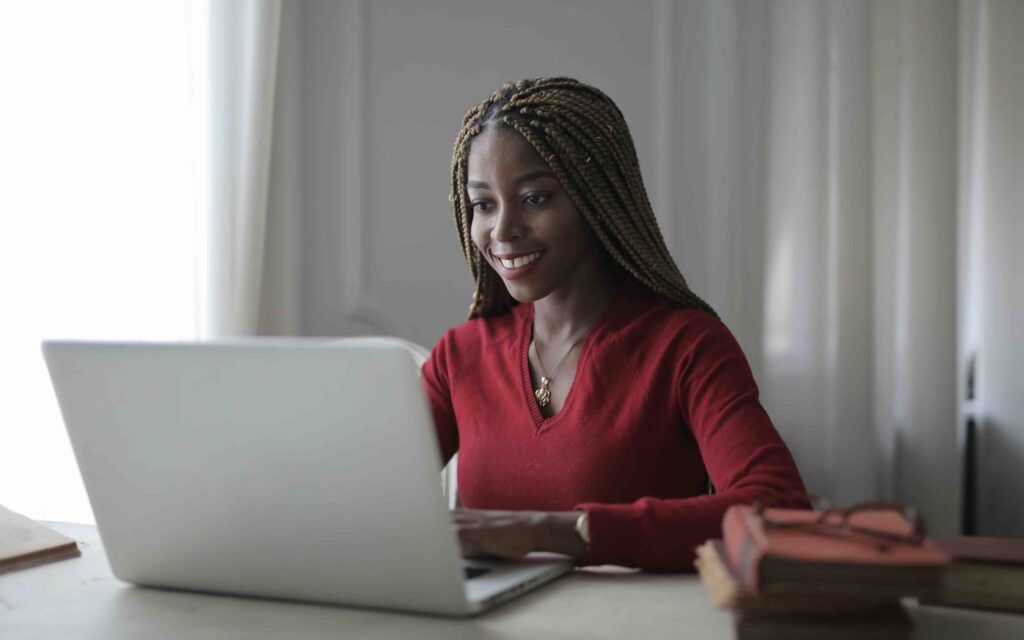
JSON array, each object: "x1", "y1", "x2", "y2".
[{"x1": 531, "y1": 261, "x2": 619, "y2": 345}]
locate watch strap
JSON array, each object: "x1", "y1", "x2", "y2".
[{"x1": 575, "y1": 510, "x2": 590, "y2": 546}]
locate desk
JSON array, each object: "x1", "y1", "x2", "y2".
[{"x1": 3, "y1": 524, "x2": 1023, "y2": 639}]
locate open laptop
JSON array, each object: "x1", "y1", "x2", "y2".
[{"x1": 41, "y1": 338, "x2": 573, "y2": 617}]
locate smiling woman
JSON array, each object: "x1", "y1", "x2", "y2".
[
  {"x1": 467, "y1": 130, "x2": 601, "y2": 318},
  {"x1": 420, "y1": 78, "x2": 809, "y2": 572}
]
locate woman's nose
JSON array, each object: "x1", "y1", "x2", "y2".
[{"x1": 492, "y1": 205, "x2": 525, "y2": 242}]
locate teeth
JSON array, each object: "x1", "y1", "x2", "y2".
[{"x1": 498, "y1": 252, "x2": 541, "y2": 269}]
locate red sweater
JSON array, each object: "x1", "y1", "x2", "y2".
[{"x1": 420, "y1": 279, "x2": 808, "y2": 571}]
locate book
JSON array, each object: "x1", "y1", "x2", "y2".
[
  {"x1": 696, "y1": 539, "x2": 899, "y2": 616},
  {"x1": 722, "y1": 504, "x2": 949, "y2": 599},
  {"x1": 923, "y1": 536, "x2": 1024, "y2": 613},
  {"x1": 734, "y1": 608, "x2": 912, "y2": 640},
  {"x1": 0, "y1": 504, "x2": 81, "y2": 574}
]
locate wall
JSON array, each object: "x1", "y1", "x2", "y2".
[{"x1": 292, "y1": 0, "x2": 778, "y2": 357}]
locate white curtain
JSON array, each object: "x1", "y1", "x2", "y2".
[
  {"x1": 958, "y1": 0, "x2": 1024, "y2": 536},
  {"x1": 204, "y1": 0, "x2": 1022, "y2": 537},
  {"x1": 0, "y1": 1, "x2": 206, "y2": 524},
  {"x1": 671, "y1": 0, "x2": 1024, "y2": 536},
  {"x1": 761, "y1": 0, "x2": 883, "y2": 514},
  {"x1": 205, "y1": 0, "x2": 302, "y2": 337}
]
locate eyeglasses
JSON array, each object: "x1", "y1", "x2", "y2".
[{"x1": 750, "y1": 495, "x2": 927, "y2": 552}]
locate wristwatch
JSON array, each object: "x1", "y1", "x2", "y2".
[{"x1": 574, "y1": 510, "x2": 590, "y2": 547}]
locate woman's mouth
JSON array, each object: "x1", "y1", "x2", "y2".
[{"x1": 492, "y1": 250, "x2": 544, "y2": 280}]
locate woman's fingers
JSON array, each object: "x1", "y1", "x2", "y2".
[
  {"x1": 451, "y1": 508, "x2": 540, "y2": 559},
  {"x1": 458, "y1": 529, "x2": 529, "y2": 559},
  {"x1": 450, "y1": 508, "x2": 483, "y2": 525}
]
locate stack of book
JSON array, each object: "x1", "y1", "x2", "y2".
[
  {"x1": 925, "y1": 536, "x2": 1024, "y2": 613},
  {"x1": 696, "y1": 503, "x2": 950, "y2": 640}
]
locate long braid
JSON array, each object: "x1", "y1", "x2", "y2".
[
  {"x1": 532, "y1": 89, "x2": 686, "y2": 288},
  {"x1": 450, "y1": 77, "x2": 717, "y2": 319}
]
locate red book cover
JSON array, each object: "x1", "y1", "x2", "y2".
[{"x1": 722, "y1": 503, "x2": 950, "y2": 596}]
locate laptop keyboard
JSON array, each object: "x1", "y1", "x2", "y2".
[{"x1": 463, "y1": 566, "x2": 492, "y2": 580}]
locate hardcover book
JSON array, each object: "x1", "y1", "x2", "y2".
[
  {"x1": 721, "y1": 503, "x2": 949, "y2": 598},
  {"x1": 696, "y1": 539, "x2": 898, "y2": 615},
  {"x1": 696, "y1": 539, "x2": 912, "y2": 640},
  {"x1": 925, "y1": 536, "x2": 1024, "y2": 613}
]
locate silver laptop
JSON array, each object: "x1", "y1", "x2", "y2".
[{"x1": 41, "y1": 338, "x2": 573, "y2": 617}]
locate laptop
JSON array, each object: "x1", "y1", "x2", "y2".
[{"x1": 41, "y1": 338, "x2": 573, "y2": 617}]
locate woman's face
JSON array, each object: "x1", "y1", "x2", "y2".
[{"x1": 467, "y1": 127, "x2": 600, "y2": 304}]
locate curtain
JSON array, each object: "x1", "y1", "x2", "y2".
[
  {"x1": 958, "y1": 0, "x2": 1024, "y2": 536},
  {"x1": 671, "y1": 0, "x2": 1024, "y2": 536},
  {"x1": 205, "y1": 0, "x2": 301, "y2": 337},
  {"x1": 204, "y1": 0, "x2": 1023, "y2": 536},
  {"x1": 0, "y1": 1, "x2": 207, "y2": 523},
  {"x1": 761, "y1": 0, "x2": 881, "y2": 513}
]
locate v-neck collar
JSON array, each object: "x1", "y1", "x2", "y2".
[{"x1": 517, "y1": 282, "x2": 632, "y2": 434}]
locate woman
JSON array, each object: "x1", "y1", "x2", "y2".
[{"x1": 421, "y1": 77, "x2": 807, "y2": 572}]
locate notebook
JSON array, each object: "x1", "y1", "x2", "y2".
[
  {"x1": 0, "y1": 504, "x2": 80, "y2": 574},
  {"x1": 41, "y1": 338, "x2": 573, "y2": 616}
]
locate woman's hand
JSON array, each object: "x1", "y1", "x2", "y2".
[{"x1": 451, "y1": 508, "x2": 587, "y2": 560}]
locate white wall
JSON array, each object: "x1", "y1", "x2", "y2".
[{"x1": 298, "y1": 0, "x2": 674, "y2": 350}]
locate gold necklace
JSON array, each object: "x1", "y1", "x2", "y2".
[{"x1": 532, "y1": 331, "x2": 588, "y2": 408}]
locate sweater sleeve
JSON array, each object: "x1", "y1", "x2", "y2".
[
  {"x1": 420, "y1": 333, "x2": 459, "y2": 467},
  {"x1": 573, "y1": 319, "x2": 809, "y2": 572}
]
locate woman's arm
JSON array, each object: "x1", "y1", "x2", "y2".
[
  {"x1": 572, "y1": 319, "x2": 809, "y2": 571},
  {"x1": 420, "y1": 332, "x2": 460, "y2": 466}
]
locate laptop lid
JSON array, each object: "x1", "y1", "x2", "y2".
[{"x1": 42, "y1": 338, "x2": 478, "y2": 616}]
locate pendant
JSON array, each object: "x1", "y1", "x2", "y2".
[{"x1": 535, "y1": 376, "x2": 552, "y2": 407}]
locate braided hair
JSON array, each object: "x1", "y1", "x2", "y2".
[{"x1": 450, "y1": 77, "x2": 717, "y2": 319}]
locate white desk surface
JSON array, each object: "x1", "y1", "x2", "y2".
[{"x1": 2, "y1": 523, "x2": 1023, "y2": 640}]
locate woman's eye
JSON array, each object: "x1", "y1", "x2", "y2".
[
  {"x1": 471, "y1": 200, "x2": 493, "y2": 213},
  {"x1": 524, "y1": 193, "x2": 549, "y2": 206}
]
